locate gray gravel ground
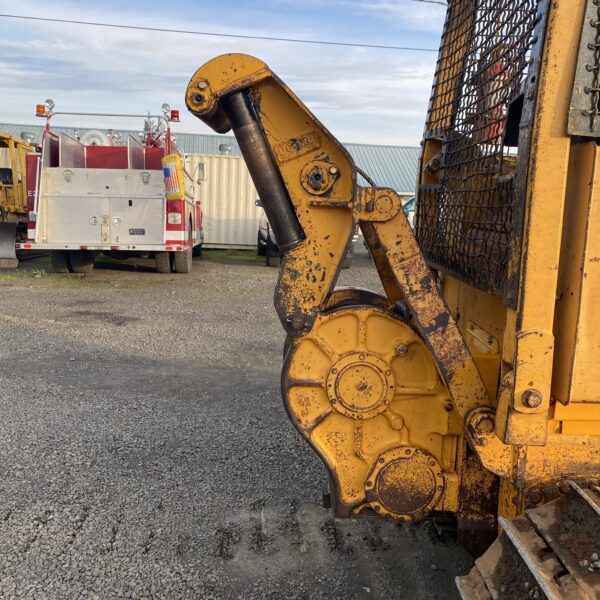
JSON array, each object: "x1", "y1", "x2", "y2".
[{"x1": 0, "y1": 248, "x2": 473, "y2": 599}]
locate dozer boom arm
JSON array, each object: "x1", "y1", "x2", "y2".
[
  {"x1": 186, "y1": 0, "x2": 600, "y2": 594},
  {"x1": 185, "y1": 51, "x2": 600, "y2": 483}
]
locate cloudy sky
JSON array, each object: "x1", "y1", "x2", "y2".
[{"x1": 0, "y1": 0, "x2": 446, "y2": 146}]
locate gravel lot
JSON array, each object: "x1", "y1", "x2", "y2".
[{"x1": 0, "y1": 248, "x2": 473, "y2": 599}]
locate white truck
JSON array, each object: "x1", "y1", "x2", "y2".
[{"x1": 18, "y1": 101, "x2": 203, "y2": 273}]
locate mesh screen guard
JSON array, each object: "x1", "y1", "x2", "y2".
[{"x1": 416, "y1": 0, "x2": 546, "y2": 304}]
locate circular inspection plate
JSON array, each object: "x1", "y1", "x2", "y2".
[
  {"x1": 365, "y1": 447, "x2": 445, "y2": 521},
  {"x1": 326, "y1": 352, "x2": 395, "y2": 419}
]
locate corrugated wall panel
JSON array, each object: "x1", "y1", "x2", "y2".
[{"x1": 187, "y1": 154, "x2": 260, "y2": 248}]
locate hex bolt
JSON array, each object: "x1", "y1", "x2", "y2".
[
  {"x1": 290, "y1": 316, "x2": 305, "y2": 331},
  {"x1": 197, "y1": 80, "x2": 208, "y2": 90},
  {"x1": 476, "y1": 415, "x2": 495, "y2": 435},
  {"x1": 522, "y1": 388, "x2": 542, "y2": 408},
  {"x1": 329, "y1": 166, "x2": 338, "y2": 175},
  {"x1": 525, "y1": 489, "x2": 543, "y2": 507},
  {"x1": 395, "y1": 344, "x2": 408, "y2": 356}
]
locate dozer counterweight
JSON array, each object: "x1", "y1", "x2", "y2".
[{"x1": 185, "y1": 0, "x2": 600, "y2": 595}]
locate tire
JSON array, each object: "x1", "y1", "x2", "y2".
[
  {"x1": 266, "y1": 237, "x2": 281, "y2": 267},
  {"x1": 68, "y1": 250, "x2": 95, "y2": 273},
  {"x1": 50, "y1": 250, "x2": 72, "y2": 274},
  {"x1": 174, "y1": 229, "x2": 193, "y2": 273},
  {"x1": 257, "y1": 232, "x2": 266, "y2": 256},
  {"x1": 155, "y1": 251, "x2": 172, "y2": 273}
]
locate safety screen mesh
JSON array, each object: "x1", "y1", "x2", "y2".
[{"x1": 416, "y1": 0, "x2": 540, "y2": 300}]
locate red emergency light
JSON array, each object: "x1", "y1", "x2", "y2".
[{"x1": 170, "y1": 109, "x2": 180, "y2": 122}]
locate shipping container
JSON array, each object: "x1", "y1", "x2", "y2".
[{"x1": 186, "y1": 153, "x2": 260, "y2": 250}]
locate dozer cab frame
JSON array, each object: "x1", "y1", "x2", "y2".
[{"x1": 186, "y1": 0, "x2": 600, "y2": 596}]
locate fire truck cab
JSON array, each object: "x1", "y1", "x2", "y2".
[{"x1": 19, "y1": 100, "x2": 203, "y2": 274}]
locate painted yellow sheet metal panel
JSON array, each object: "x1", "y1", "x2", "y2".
[
  {"x1": 555, "y1": 142, "x2": 600, "y2": 403},
  {"x1": 552, "y1": 143, "x2": 596, "y2": 403}
]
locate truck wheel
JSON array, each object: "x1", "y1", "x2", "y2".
[
  {"x1": 174, "y1": 231, "x2": 193, "y2": 273},
  {"x1": 68, "y1": 250, "x2": 95, "y2": 273},
  {"x1": 50, "y1": 250, "x2": 72, "y2": 274},
  {"x1": 155, "y1": 251, "x2": 172, "y2": 273},
  {"x1": 266, "y1": 237, "x2": 281, "y2": 267}
]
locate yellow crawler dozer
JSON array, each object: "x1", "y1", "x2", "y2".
[{"x1": 186, "y1": 0, "x2": 600, "y2": 596}]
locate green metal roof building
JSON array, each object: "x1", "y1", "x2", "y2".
[{"x1": 0, "y1": 123, "x2": 419, "y2": 195}]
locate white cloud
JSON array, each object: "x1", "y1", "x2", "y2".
[{"x1": 0, "y1": 0, "x2": 444, "y2": 145}]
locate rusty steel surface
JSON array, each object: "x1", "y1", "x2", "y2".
[
  {"x1": 457, "y1": 481, "x2": 600, "y2": 599},
  {"x1": 417, "y1": 0, "x2": 545, "y2": 305}
]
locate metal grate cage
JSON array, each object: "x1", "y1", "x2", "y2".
[{"x1": 416, "y1": 0, "x2": 543, "y2": 303}]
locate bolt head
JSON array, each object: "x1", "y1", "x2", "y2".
[
  {"x1": 197, "y1": 80, "x2": 208, "y2": 90},
  {"x1": 329, "y1": 166, "x2": 338, "y2": 175},
  {"x1": 290, "y1": 316, "x2": 305, "y2": 331},
  {"x1": 476, "y1": 416, "x2": 495, "y2": 434},
  {"x1": 395, "y1": 344, "x2": 407, "y2": 356},
  {"x1": 522, "y1": 389, "x2": 542, "y2": 408}
]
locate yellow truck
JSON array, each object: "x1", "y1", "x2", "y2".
[{"x1": 0, "y1": 132, "x2": 34, "y2": 267}]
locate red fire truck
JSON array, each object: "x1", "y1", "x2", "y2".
[{"x1": 18, "y1": 100, "x2": 203, "y2": 273}]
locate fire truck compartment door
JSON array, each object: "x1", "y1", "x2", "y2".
[
  {"x1": 43, "y1": 196, "x2": 109, "y2": 244},
  {"x1": 39, "y1": 168, "x2": 165, "y2": 245},
  {"x1": 108, "y1": 196, "x2": 165, "y2": 245}
]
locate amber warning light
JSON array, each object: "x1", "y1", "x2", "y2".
[
  {"x1": 170, "y1": 109, "x2": 180, "y2": 122},
  {"x1": 35, "y1": 104, "x2": 46, "y2": 117}
]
